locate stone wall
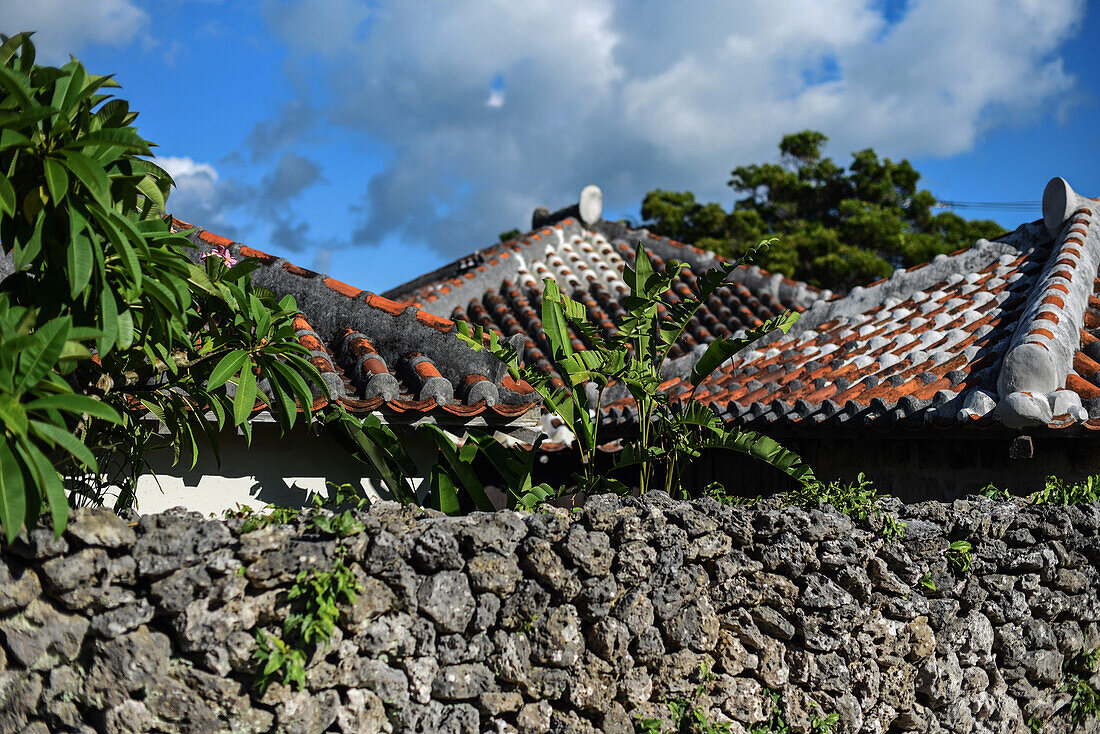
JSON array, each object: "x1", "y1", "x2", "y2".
[{"x1": 1, "y1": 492, "x2": 1099, "y2": 734}]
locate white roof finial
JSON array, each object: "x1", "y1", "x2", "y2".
[
  {"x1": 1042, "y1": 177, "x2": 1080, "y2": 236},
  {"x1": 579, "y1": 185, "x2": 602, "y2": 225}
]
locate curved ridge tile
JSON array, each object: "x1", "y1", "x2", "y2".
[
  {"x1": 998, "y1": 180, "x2": 1098, "y2": 427},
  {"x1": 291, "y1": 314, "x2": 347, "y2": 401},
  {"x1": 336, "y1": 329, "x2": 401, "y2": 401}
]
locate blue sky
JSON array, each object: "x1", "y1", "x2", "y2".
[{"x1": 4, "y1": 0, "x2": 1097, "y2": 293}]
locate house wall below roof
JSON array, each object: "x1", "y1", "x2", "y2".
[
  {"x1": 792, "y1": 434, "x2": 1100, "y2": 501},
  {"x1": 128, "y1": 422, "x2": 1100, "y2": 516},
  {"x1": 681, "y1": 434, "x2": 1100, "y2": 502},
  {"x1": 131, "y1": 423, "x2": 437, "y2": 517}
]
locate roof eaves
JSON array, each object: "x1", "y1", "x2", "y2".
[{"x1": 171, "y1": 219, "x2": 542, "y2": 418}]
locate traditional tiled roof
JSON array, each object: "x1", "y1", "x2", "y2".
[
  {"x1": 172, "y1": 220, "x2": 540, "y2": 426},
  {"x1": 389, "y1": 179, "x2": 1100, "y2": 438},
  {"x1": 606, "y1": 178, "x2": 1100, "y2": 435},
  {"x1": 180, "y1": 176, "x2": 1099, "y2": 439}
]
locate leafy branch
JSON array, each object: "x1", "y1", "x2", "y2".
[
  {"x1": 458, "y1": 235, "x2": 814, "y2": 499},
  {"x1": 0, "y1": 32, "x2": 333, "y2": 537}
]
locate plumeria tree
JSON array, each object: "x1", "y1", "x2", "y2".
[{"x1": 0, "y1": 33, "x2": 330, "y2": 541}]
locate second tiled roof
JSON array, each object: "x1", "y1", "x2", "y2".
[
  {"x1": 385, "y1": 217, "x2": 828, "y2": 391},
  {"x1": 388, "y1": 178, "x2": 1100, "y2": 437}
]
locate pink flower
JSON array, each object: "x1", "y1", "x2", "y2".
[{"x1": 202, "y1": 244, "x2": 239, "y2": 267}]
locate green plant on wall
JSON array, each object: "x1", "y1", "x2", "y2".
[
  {"x1": 636, "y1": 664, "x2": 733, "y2": 734},
  {"x1": 744, "y1": 688, "x2": 838, "y2": 734},
  {"x1": 787, "y1": 472, "x2": 905, "y2": 539},
  {"x1": 701, "y1": 480, "x2": 760, "y2": 506},
  {"x1": 1033, "y1": 475, "x2": 1100, "y2": 505},
  {"x1": 239, "y1": 485, "x2": 367, "y2": 692},
  {"x1": 254, "y1": 556, "x2": 362, "y2": 691},
  {"x1": 1061, "y1": 645, "x2": 1100, "y2": 729},
  {"x1": 979, "y1": 482, "x2": 1012, "y2": 501},
  {"x1": 457, "y1": 238, "x2": 815, "y2": 498},
  {"x1": 0, "y1": 32, "x2": 331, "y2": 541},
  {"x1": 945, "y1": 540, "x2": 973, "y2": 573}
]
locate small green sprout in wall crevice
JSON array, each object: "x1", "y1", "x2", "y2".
[
  {"x1": 253, "y1": 630, "x2": 307, "y2": 692},
  {"x1": 746, "y1": 688, "x2": 838, "y2": 734},
  {"x1": 636, "y1": 664, "x2": 732, "y2": 734},
  {"x1": 979, "y1": 482, "x2": 1013, "y2": 501},
  {"x1": 1061, "y1": 645, "x2": 1100, "y2": 729},
  {"x1": 702, "y1": 481, "x2": 760, "y2": 506},
  {"x1": 918, "y1": 572, "x2": 936, "y2": 593},
  {"x1": 226, "y1": 503, "x2": 301, "y2": 534},
  {"x1": 304, "y1": 482, "x2": 369, "y2": 537},
  {"x1": 945, "y1": 540, "x2": 973, "y2": 573},
  {"x1": 809, "y1": 703, "x2": 840, "y2": 734},
  {"x1": 637, "y1": 683, "x2": 840, "y2": 734}
]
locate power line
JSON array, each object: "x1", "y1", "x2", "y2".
[{"x1": 934, "y1": 200, "x2": 1041, "y2": 211}]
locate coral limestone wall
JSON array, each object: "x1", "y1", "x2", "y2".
[{"x1": 1, "y1": 493, "x2": 1099, "y2": 733}]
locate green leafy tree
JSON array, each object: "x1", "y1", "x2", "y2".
[
  {"x1": 641, "y1": 131, "x2": 1005, "y2": 291},
  {"x1": 0, "y1": 33, "x2": 330, "y2": 540}
]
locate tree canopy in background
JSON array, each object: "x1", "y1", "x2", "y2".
[{"x1": 641, "y1": 131, "x2": 1006, "y2": 292}]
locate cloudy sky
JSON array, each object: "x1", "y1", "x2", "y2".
[{"x1": 3, "y1": 0, "x2": 1097, "y2": 292}]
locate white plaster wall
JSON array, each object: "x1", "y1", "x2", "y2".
[{"x1": 132, "y1": 423, "x2": 437, "y2": 517}]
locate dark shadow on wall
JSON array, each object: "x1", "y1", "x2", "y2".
[
  {"x1": 140, "y1": 422, "x2": 435, "y2": 509},
  {"x1": 778, "y1": 434, "x2": 1100, "y2": 501}
]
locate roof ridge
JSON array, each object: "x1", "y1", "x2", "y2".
[
  {"x1": 384, "y1": 214, "x2": 831, "y2": 316},
  {"x1": 383, "y1": 218, "x2": 589, "y2": 312},
  {"x1": 996, "y1": 178, "x2": 1099, "y2": 426},
  {"x1": 591, "y1": 220, "x2": 829, "y2": 308},
  {"x1": 786, "y1": 224, "x2": 1044, "y2": 341}
]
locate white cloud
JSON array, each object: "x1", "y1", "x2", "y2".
[
  {"x1": 159, "y1": 156, "x2": 220, "y2": 219},
  {"x1": 156, "y1": 156, "x2": 247, "y2": 239},
  {"x1": 486, "y1": 89, "x2": 505, "y2": 109},
  {"x1": 261, "y1": 0, "x2": 1085, "y2": 256},
  {"x1": 160, "y1": 156, "x2": 219, "y2": 187},
  {"x1": 157, "y1": 153, "x2": 326, "y2": 252},
  {"x1": 0, "y1": 0, "x2": 148, "y2": 62}
]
